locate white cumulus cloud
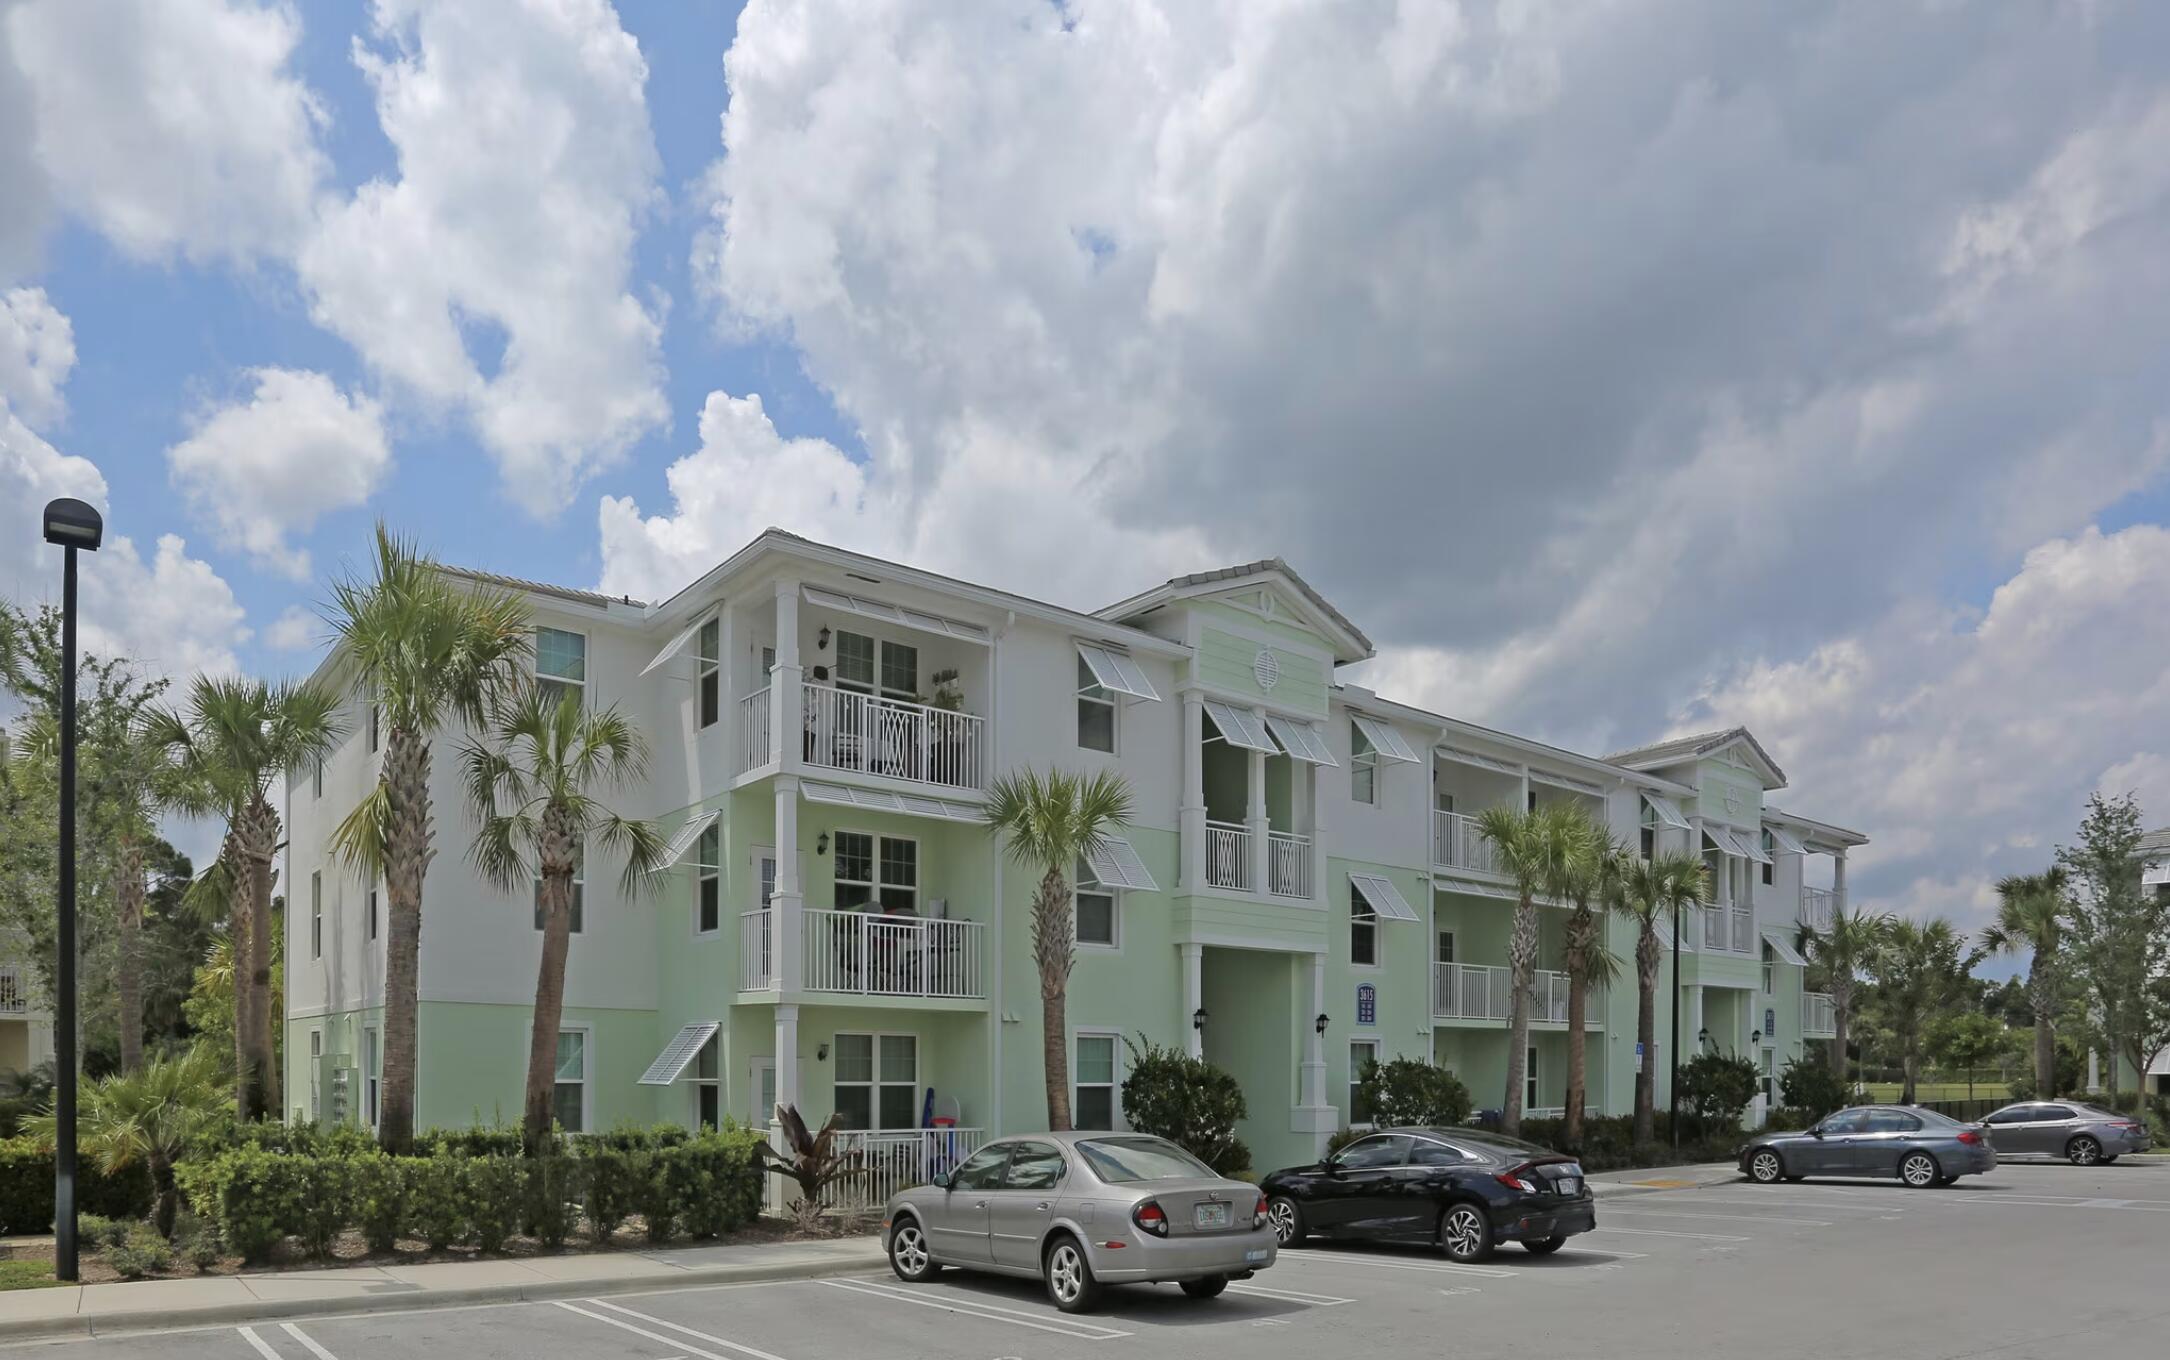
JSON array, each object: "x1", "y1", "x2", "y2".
[{"x1": 0, "y1": 286, "x2": 73, "y2": 429}]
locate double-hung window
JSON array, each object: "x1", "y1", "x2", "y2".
[
  {"x1": 692, "y1": 1033, "x2": 720, "y2": 1129},
  {"x1": 1526, "y1": 1045, "x2": 1541, "y2": 1112},
  {"x1": 1349, "y1": 1039, "x2": 1380, "y2": 1125},
  {"x1": 1077, "y1": 655, "x2": 1116, "y2": 753},
  {"x1": 367, "y1": 886, "x2": 379, "y2": 942},
  {"x1": 1351, "y1": 884, "x2": 1378, "y2": 965},
  {"x1": 1761, "y1": 831, "x2": 1776, "y2": 886},
  {"x1": 833, "y1": 832, "x2": 916, "y2": 913},
  {"x1": 1074, "y1": 1034, "x2": 1119, "y2": 1129},
  {"x1": 696, "y1": 618, "x2": 721, "y2": 728},
  {"x1": 363, "y1": 1026, "x2": 381, "y2": 1129},
  {"x1": 1761, "y1": 943, "x2": 1775, "y2": 995},
  {"x1": 1351, "y1": 721, "x2": 1378, "y2": 805},
  {"x1": 313, "y1": 760, "x2": 323, "y2": 799},
  {"x1": 835, "y1": 630, "x2": 917, "y2": 701},
  {"x1": 833, "y1": 1033, "x2": 917, "y2": 1130},
  {"x1": 536, "y1": 627, "x2": 587, "y2": 709},
  {"x1": 368, "y1": 704, "x2": 380, "y2": 753},
  {"x1": 308, "y1": 1029, "x2": 322, "y2": 1120},
  {"x1": 533, "y1": 844, "x2": 585, "y2": 933},
  {"x1": 310, "y1": 871, "x2": 322, "y2": 959},
  {"x1": 696, "y1": 825, "x2": 721, "y2": 934},
  {"x1": 554, "y1": 1030, "x2": 587, "y2": 1132},
  {"x1": 1074, "y1": 857, "x2": 1118, "y2": 947}
]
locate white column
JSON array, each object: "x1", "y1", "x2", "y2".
[
  {"x1": 1688, "y1": 986, "x2": 1705, "y2": 1054},
  {"x1": 1832, "y1": 851, "x2": 1847, "y2": 914},
  {"x1": 1180, "y1": 694, "x2": 1205, "y2": 890},
  {"x1": 1246, "y1": 710, "x2": 1270, "y2": 894},
  {"x1": 1182, "y1": 943, "x2": 1204, "y2": 1059},
  {"x1": 1302, "y1": 953, "x2": 1327, "y2": 1107},
  {"x1": 1310, "y1": 756, "x2": 1330, "y2": 904},
  {"x1": 773, "y1": 775, "x2": 803, "y2": 995},
  {"x1": 2087, "y1": 1048, "x2": 2101, "y2": 1093},
  {"x1": 718, "y1": 599, "x2": 738, "y2": 776},
  {"x1": 773, "y1": 1002, "x2": 801, "y2": 1114},
  {"x1": 772, "y1": 578, "x2": 801, "y2": 770}
]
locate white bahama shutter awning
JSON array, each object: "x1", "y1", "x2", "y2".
[
  {"x1": 1530, "y1": 769, "x2": 1603, "y2": 796},
  {"x1": 1653, "y1": 913, "x2": 1697, "y2": 953},
  {"x1": 1264, "y1": 714, "x2": 1339, "y2": 766},
  {"x1": 638, "y1": 1021, "x2": 720, "y2": 1086},
  {"x1": 803, "y1": 585, "x2": 991, "y2": 645},
  {"x1": 1076, "y1": 643, "x2": 1160, "y2": 701},
  {"x1": 1702, "y1": 825, "x2": 1748, "y2": 859},
  {"x1": 1642, "y1": 794, "x2": 1691, "y2": 830},
  {"x1": 1761, "y1": 929, "x2": 1807, "y2": 966},
  {"x1": 1738, "y1": 829, "x2": 1773, "y2": 865},
  {"x1": 1438, "y1": 745, "x2": 1521, "y2": 776},
  {"x1": 1203, "y1": 700, "x2": 1278, "y2": 753},
  {"x1": 657, "y1": 809, "x2": 721, "y2": 869},
  {"x1": 640, "y1": 621, "x2": 703, "y2": 677},
  {"x1": 1349, "y1": 872, "x2": 1419, "y2": 922},
  {"x1": 2143, "y1": 860, "x2": 2170, "y2": 887},
  {"x1": 1766, "y1": 824, "x2": 1810, "y2": 857},
  {"x1": 1084, "y1": 835, "x2": 1160, "y2": 892},
  {"x1": 801, "y1": 780, "x2": 987, "y2": 824},
  {"x1": 1350, "y1": 714, "x2": 1421, "y2": 764}
]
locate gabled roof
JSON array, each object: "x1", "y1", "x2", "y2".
[
  {"x1": 1096, "y1": 558, "x2": 1374, "y2": 664},
  {"x1": 439, "y1": 565, "x2": 640, "y2": 611},
  {"x1": 1764, "y1": 806, "x2": 1870, "y2": 850},
  {"x1": 1605, "y1": 726, "x2": 1787, "y2": 791},
  {"x1": 2140, "y1": 826, "x2": 2170, "y2": 859}
]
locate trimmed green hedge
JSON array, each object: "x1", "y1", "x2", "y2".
[{"x1": 0, "y1": 1136, "x2": 154, "y2": 1236}]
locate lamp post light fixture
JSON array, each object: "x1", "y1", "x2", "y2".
[{"x1": 41, "y1": 497, "x2": 101, "y2": 1284}]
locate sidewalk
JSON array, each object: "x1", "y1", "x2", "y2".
[
  {"x1": 0, "y1": 1235, "x2": 886, "y2": 1344},
  {"x1": 1588, "y1": 1161, "x2": 1742, "y2": 1197}
]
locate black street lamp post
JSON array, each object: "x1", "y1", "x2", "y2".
[
  {"x1": 1669, "y1": 898, "x2": 1681, "y2": 1152},
  {"x1": 42, "y1": 497, "x2": 102, "y2": 1284}
]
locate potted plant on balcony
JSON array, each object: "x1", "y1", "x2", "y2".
[{"x1": 923, "y1": 669, "x2": 969, "y2": 785}]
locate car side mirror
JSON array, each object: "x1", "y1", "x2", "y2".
[
  {"x1": 930, "y1": 1171, "x2": 952, "y2": 1190},
  {"x1": 1808, "y1": 1126, "x2": 1825, "y2": 1138}
]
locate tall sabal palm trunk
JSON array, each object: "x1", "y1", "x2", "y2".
[
  {"x1": 2027, "y1": 963, "x2": 2056, "y2": 1096},
  {"x1": 1033, "y1": 864, "x2": 1076, "y2": 1130},
  {"x1": 1829, "y1": 972, "x2": 1856, "y2": 1087},
  {"x1": 1562, "y1": 904, "x2": 1600, "y2": 1147},
  {"x1": 1503, "y1": 895, "x2": 1538, "y2": 1135},
  {"x1": 522, "y1": 821, "x2": 579, "y2": 1153},
  {"x1": 116, "y1": 833, "x2": 146, "y2": 1073},
  {"x1": 1633, "y1": 919, "x2": 1661, "y2": 1143},
  {"x1": 379, "y1": 723, "x2": 435, "y2": 1152},
  {"x1": 238, "y1": 794, "x2": 283, "y2": 1118},
  {"x1": 221, "y1": 833, "x2": 252, "y2": 1113}
]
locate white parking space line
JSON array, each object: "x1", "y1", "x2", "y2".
[
  {"x1": 553, "y1": 1299, "x2": 793, "y2": 1360},
  {"x1": 1584, "y1": 1226, "x2": 1749, "y2": 1242},
  {"x1": 819, "y1": 1278, "x2": 1132, "y2": 1341},
  {"x1": 1276, "y1": 1250, "x2": 1517, "y2": 1279},
  {"x1": 1603, "y1": 1209, "x2": 1829, "y2": 1226},
  {"x1": 279, "y1": 1325, "x2": 340, "y2": 1360},
  {"x1": 1677, "y1": 1195, "x2": 1901, "y2": 1212},
  {"x1": 236, "y1": 1328, "x2": 285, "y2": 1360},
  {"x1": 1226, "y1": 1282, "x2": 1354, "y2": 1306}
]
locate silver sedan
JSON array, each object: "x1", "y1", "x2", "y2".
[
  {"x1": 882, "y1": 1132, "x2": 1277, "y2": 1313},
  {"x1": 1981, "y1": 1101, "x2": 2153, "y2": 1164}
]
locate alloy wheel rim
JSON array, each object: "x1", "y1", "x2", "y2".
[
  {"x1": 1444, "y1": 1207, "x2": 1483, "y2": 1257},
  {"x1": 1903, "y1": 1155, "x2": 1934, "y2": 1185},
  {"x1": 1050, "y1": 1245, "x2": 1081, "y2": 1301},
  {"x1": 895, "y1": 1225, "x2": 927, "y2": 1274},
  {"x1": 1271, "y1": 1201, "x2": 1298, "y2": 1242},
  {"x1": 2073, "y1": 1139, "x2": 2099, "y2": 1165},
  {"x1": 1753, "y1": 1152, "x2": 1780, "y2": 1182}
]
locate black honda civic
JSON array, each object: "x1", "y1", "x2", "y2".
[{"x1": 1260, "y1": 1127, "x2": 1595, "y2": 1262}]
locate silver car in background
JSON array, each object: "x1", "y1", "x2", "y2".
[
  {"x1": 1981, "y1": 1101, "x2": 2153, "y2": 1164},
  {"x1": 1739, "y1": 1104, "x2": 1997, "y2": 1186},
  {"x1": 882, "y1": 1132, "x2": 1277, "y2": 1313}
]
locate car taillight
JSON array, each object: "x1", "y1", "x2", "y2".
[
  {"x1": 1496, "y1": 1163, "x2": 1540, "y2": 1193},
  {"x1": 2113, "y1": 1122, "x2": 2143, "y2": 1132},
  {"x1": 1956, "y1": 1130, "x2": 1982, "y2": 1145},
  {"x1": 1133, "y1": 1200, "x2": 1169, "y2": 1237},
  {"x1": 1254, "y1": 1193, "x2": 1269, "y2": 1228}
]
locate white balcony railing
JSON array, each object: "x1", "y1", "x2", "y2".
[
  {"x1": 0, "y1": 967, "x2": 27, "y2": 1015},
  {"x1": 1267, "y1": 830, "x2": 1312, "y2": 899},
  {"x1": 1802, "y1": 992, "x2": 1837, "y2": 1037},
  {"x1": 740, "y1": 909, "x2": 773, "y2": 990},
  {"x1": 737, "y1": 686, "x2": 771, "y2": 774},
  {"x1": 1206, "y1": 820, "x2": 1252, "y2": 891},
  {"x1": 801, "y1": 683, "x2": 983, "y2": 790},
  {"x1": 1800, "y1": 885, "x2": 1840, "y2": 933},
  {"x1": 824, "y1": 1127, "x2": 987, "y2": 1208},
  {"x1": 1433, "y1": 811, "x2": 1502, "y2": 875},
  {"x1": 1432, "y1": 963, "x2": 1601, "y2": 1026},
  {"x1": 1701, "y1": 905, "x2": 1755, "y2": 953},
  {"x1": 801, "y1": 908, "x2": 987, "y2": 999}
]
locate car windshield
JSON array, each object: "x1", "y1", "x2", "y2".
[{"x1": 1076, "y1": 1137, "x2": 1216, "y2": 1183}]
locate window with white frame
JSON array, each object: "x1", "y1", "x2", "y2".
[
  {"x1": 1436, "y1": 929, "x2": 1456, "y2": 965},
  {"x1": 313, "y1": 760, "x2": 323, "y2": 799},
  {"x1": 696, "y1": 825, "x2": 721, "y2": 934},
  {"x1": 554, "y1": 1030, "x2": 587, "y2": 1132},
  {"x1": 1075, "y1": 1034, "x2": 1120, "y2": 1129},
  {"x1": 1349, "y1": 1039, "x2": 1380, "y2": 1125},
  {"x1": 833, "y1": 831, "x2": 916, "y2": 913},
  {"x1": 692, "y1": 1032, "x2": 720, "y2": 1129},
  {"x1": 834, "y1": 630, "x2": 917, "y2": 701},
  {"x1": 1077, "y1": 655, "x2": 1116, "y2": 753},
  {"x1": 1640, "y1": 800, "x2": 1658, "y2": 861},
  {"x1": 1761, "y1": 830, "x2": 1776, "y2": 886},
  {"x1": 308, "y1": 1029, "x2": 322, "y2": 1121},
  {"x1": 756, "y1": 849, "x2": 777, "y2": 909},
  {"x1": 833, "y1": 1033, "x2": 917, "y2": 1130},
  {"x1": 1526, "y1": 1044, "x2": 1541, "y2": 1111},
  {"x1": 533, "y1": 843, "x2": 585, "y2": 933},
  {"x1": 367, "y1": 886, "x2": 379, "y2": 942},
  {"x1": 1351, "y1": 721, "x2": 1378, "y2": 804},
  {"x1": 363, "y1": 1026, "x2": 381, "y2": 1129},
  {"x1": 368, "y1": 703, "x2": 380, "y2": 753},
  {"x1": 536, "y1": 627, "x2": 586, "y2": 709},
  {"x1": 310, "y1": 871, "x2": 322, "y2": 959},
  {"x1": 697, "y1": 618, "x2": 721, "y2": 728},
  {"x1": 1761, "y1": 942, "x2": 1775, "y2": 995},
  {"x1": 751, "y1": 1057, "x2": 776, "y2": 1126},
  {"x1": 1074, "y1": 857, "x2": 1118, "y2": 947},
  {"x1": 1351, "y1": 883, "x2": 1378, "y2": 965}
]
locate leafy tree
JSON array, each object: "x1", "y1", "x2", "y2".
[
  {"x1": 1354, "y1": 1056, "x2": 1472, "y2": 1128},
  {"x1": 1777, "y1": 1055, "x2": 1848, "y2": 1117},
  {"x1": 2057, "y1": 794, "x2": 2170, "y2": 1098},
  {"x1": 754, "y1": 1106, "x2": 863, "y2": 1230},
  {"x1": 1119, "y1": 1038, "x2": 1249, "y2": 1174},
  {"x1": 1609, "y1": 849, "x2": 1708, "y2": 1144},
  {"x1": 1678, "y1": 1052, "x2": 1758, "y2": 1130},
  {"x1": 26, "y1": 1044, "x2": 225, "y2": 1237},
  {"x1": 460, "y1": 681, "x2": 665, "y2": 1152},
  {"x1": 1477, "y1": 803, "x2": 1581, "y2": 1135},
  {"x1": 1865, "y1": 917, "x2": 1976, "y2": 1103},
  {"x1": 1802, "y1": 903, "x2": 1891, "y2": 1085},
  {"x1": 983, "y1": 767, "x2": 1135, "y2": 1131},
  {"x1": 1927, "y1": 1011, "x2": 2006, "y2": 1098},
  {"x1": 326, "y1": 527, "x2": 533, "y2": 1151}
]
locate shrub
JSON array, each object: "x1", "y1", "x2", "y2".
[
  {"x1": 525, "y1": 1154, "x2": 579, "y2": 1250},
  {"x1": 416, "y1": 1126, "x2": 527, "y2": 1159},
  {"x1": 1356, "y1": 1057, "x2": 1472, "y2": 1128},
  {"x1": 1778, "y1": 1057, "x2": 1849, "y2": 1118},
  {"x1": 590, "y1": 1123, "x2": 691, "y2": 1153},
  {"x1": 77, "y1": 1213, "x2": 129, "y2": 1250},
  {"x1": 104, "y1": 1224, "x2": 175, "y2": 1280},
  {"x1": 1763, "y1": 1107, "x2": 1814, "y2": 1132},
  {"x1": 579, "y1": 1143, "x2": 638, "y2": 1243},
  {"x1": 174, "y1": 1212, "x2": 224, "y2": 1269},
  {"x1": 673, "y1": 1127, "x2": 765, "y2": 1239},
  {"x1": 296, "y1": 1157, "x2": 359, "y2": 1259},
  {"x1": 0, "y1": 1134, "x2": 153, "y2": 1234},
  {"x1": 1678, "y1": 1053, "x2": 1759, "y2": 1131},
  {"x1": 1324, "y1": 1127, "x2": 1366, "y2": 1159},
  {"x1": 353, "y1": 1156, "x2": 409, "y2": 1254},
  {"x1": 1119, "y1": 1039, "x2": 1250, "y2": 1174},
  {"x1": 468, "y1": 1158, "x2": 524, "y2": 1253},
  {"x1": 630, "y1": 1149, "x2": 678, "y2": 1243},
  {"x1": 402, "y1": 1155, "x2": 470, "y2": 1251},
  {"x1": 178, "y1": 1145, "x2": 307, "y2": 1263}
]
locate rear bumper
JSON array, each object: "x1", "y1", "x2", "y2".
[
  {"x1": 1086, "y1": 1224, "x2": 1279, "y2": 1283},
  {"x1": 1492, "y1": 1199, "x2": 1596, "y2": 1242},
  {"x1": 1946, "y1": 1145, "x2": 1997, "y2": 1176},
  {"x1": 2103, "y1": 1130, "x2": 2152, "y2": 1155}
]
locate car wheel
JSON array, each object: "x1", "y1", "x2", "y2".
[
  {"x1": 1747, "y1": 1150, "x2": 1786, "y2": 1184},
  {"x1": 1044, "y1": 1235, "x2": 1103, "y2": 1314},
  {"x1": 2067, "y1": 1135, "x2": 2102, "y2": 1167},
  {"x1": 1899, "y1": 1151, "x2": 1941, "y2": 1188},
  {"x1": 1438, "y1": 1203, "x2": 1494, "y2": 1263},
  {"x1": 1523, "y1": 1235, "x2": 1568, "y2": 1255},
  {"x1": 1180, "y1": 1275, "x2": 1229, "y2": 1299},
  {"x1": 1268, "y1": 1195, "x2": 1308, "y2": 1247},
  {"x1": 887, "y1": 1216, "x2": 941, "y2": 1282}
]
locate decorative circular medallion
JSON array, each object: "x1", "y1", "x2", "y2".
[{"x1": 1253, "y1": 648, "x2": 1281, "y2": 691}]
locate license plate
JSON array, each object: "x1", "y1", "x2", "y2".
[
  {"x1": 1557, "y1": 1176, "x2": 1581, "y2": 1196},
  {"x1": 1245, "y1": 1248, "x2": 1271, "y2": 1263},
  {"x1": 1195, "y1": 1202, "x2": 1232, "y2": 1229}
]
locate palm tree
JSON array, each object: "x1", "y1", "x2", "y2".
[
  {"x1": 327, "y1": 526, "x2": 532, "y2": 1151},
  {"x1": 1477, "y1": 803, "x2": 1580, "y2": 1136},
  {"x1": 1558, "y1": 813, "x2": 1619, "y2": 1149},
  {"x1": 29, "y1": 1044, "x2": 225, "y2": 1237},
  {"x1": 461, "y1": 682, "x2": 666, "y2": 1152},
  {"x1": 983, "y1": 767, "x2": 1135, "y2": 1131},
  {"x1": 1608, "y1": 849, "x2": 1709, "y2": 1144},
  {"x1": 1802, "y1": 903, "x2": 1891, "y2": 1089},
  {"x1": 1866, "y1": 917, "x2": 1974, "y2": 1102},
  {"x1": 147, "y1": 677, "x2": 341, "y2": 1119},
  {"x1": 1981, "y1": 868, "x2": 2069, "y2": 1100}
]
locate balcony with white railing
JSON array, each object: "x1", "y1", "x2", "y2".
[
  {"x1": 822, "y1": 1127, "x2": 988, "y2": 1208},
  {"x1": 800, "y1": 683, "x2": 984, "y2": 791},
  {"x1": 1267, "y1": 830, "x2": 1313, "y2": 899},
  {"x1": 739, "y1": 908, "x2": 987, "y2": 1003},
  {"x1": 1433, "y1": 811, "x2": 1502, "y2": 876},
  {"x1": 1205, "y1": 820, "x2": 1252, "y2": 891},
  {"x1": 740, "y1": 909, "x2": 773, "y2": 991},
  {"x1": 737, "y1": 686, "x2": 771, "y2": 775},
  {"x1": 1802, "y1": 991, "x2": 1837, "y2": 1037},
  {"x1": 1432, "y1": 963, "x2": 1602, "y2": 1027},
  {"x1": 1701, "y1": 905, "x2": 1756, "y2": 953},
  {"x1": 0, "y1": 966, "x2": 27, "y2": 1015},
  {"x1": 1800, "y1": 885, "x2": 1840, "y2": 933}
]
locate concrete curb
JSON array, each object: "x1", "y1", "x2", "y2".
[{"x1": 0, "y1": 1246, "x2": 887, "y2": 1345}]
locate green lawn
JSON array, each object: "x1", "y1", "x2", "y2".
[
  {"x1": 1861, "y1": 1082, "x2": 2010, "y2": 1103},
  {"x1": 0, "y1": 1261, "x2": 61, "y2": 1291}
]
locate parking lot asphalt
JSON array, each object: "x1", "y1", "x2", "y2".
[{"x1": 9, "y1": 1160, "x2": 2166, "y2": 1360}]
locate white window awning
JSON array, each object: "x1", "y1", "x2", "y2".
[
  {"x1": 658, "y1": 809, "x2": 721, "y2": 869},
  {"x1": 1530, "y1": 769, "x2": 1603, "y2": 797},
  {"x1": 1761, "y1": 929, "x2": 1807, "y2": 966},
  {"x1": 1739, "y1": 829, "x2": 1774, "y2": 866},
  {"x1": 1766, "y1": 825, "x2": 1809, "y2": 857},
  {"x1": 1265, "y1": 715, "x2": 1339, "y2": 766},
  {"x1": 1438, "y1": 745, "x2": 1522, "y2": 776},
  {"x1": 637, "y1": 1021, "x2": 719, "y2": 1086},
  {"x1": 1350, "y1": 872, "x2": 1419, "y2": 922},
  {"x1": 1084, "y1": 835, "x2": 1160, "y2": 893},
  {"x1": 2144, "y1": 860, "x2": 2170, "y2": 887},
  {"x1": 1350, "y1": 714, "x2": 1421, "y2": 764},
  {"x1": 1653, "y1": 914, "x2": 1697, "y2": 953},
  {"x1": 1432, "y1": 874, "x2": 1523, "y2": 903},
  {"x1": 1076, "y1": 643, "x2": 1160, "y2": 702},
  {"x1": 640, "y1": 621, "x2": 703, "y2": 677},
  {"x1": 1642, "y1": 794, "x2": 1691, "y2": 830},
  {"x1": 801, "y1": 780, "x2": 987, "y2": 824},
  {"x1": 803, "y1": 585, "x2": 991, "y2": 645},
  {"x1": 1702, "y1": 825, "x2": 1748, "y2": 859},
  {"x1": 1203, "y1": 700, "x2": 1278, "y2": 753}
]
